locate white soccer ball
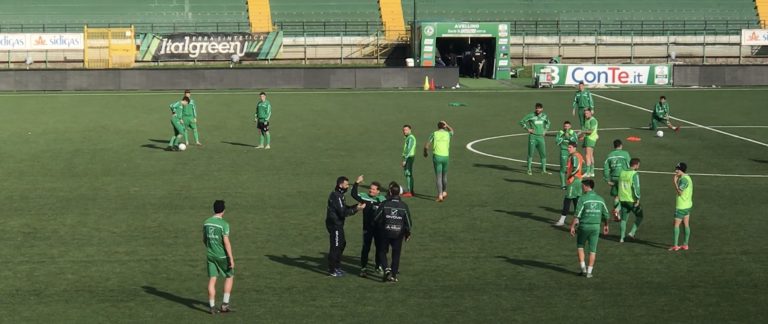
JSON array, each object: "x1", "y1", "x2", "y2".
[
  {"x1": 656, "y1": 130, "x2": 664, "y2": 138},
  {"x1": 178, "y1": 143, "x2": 187, "y2": 151}
]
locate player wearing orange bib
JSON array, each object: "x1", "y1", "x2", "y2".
[{"x1": 555, "y1": 143, "x2": 584, "y2": 226}]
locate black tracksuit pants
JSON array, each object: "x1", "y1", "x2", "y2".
[
  {"x1": 360, "y1": 228, "x2": 380, "y2": 268},
  {"x1": 377, "y1": 236, "x2": 404, "y2": 275},
  {"x1": 327, "y1": 226, "x2": 346, "y2": 273}
]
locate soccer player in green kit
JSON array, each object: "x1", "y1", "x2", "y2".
[
  {"x1": 617, "y1": 158, "x2": 643, "y2": 242},
  {"x1": 518, "y1": 103, "x2": 551, "y2": 175},
  {"x1": 254, "y1": 92, "x2": 272, "y2": 149},
  {"x1": 670, "y1": 162, "x2": 693, "y2": 251},
  {"x1": 424, "y1": 120, "x2": 454, "y2": 202},
  {"x1": 603, "y1": 139, "x2": 631, "y2": 214},
  {"x1": 166, "y1": 97, "x2": 188, "y2": 151},
  {"x1": 649, "y1": 95, "x2": 680, "y2": 132},
  {"x1": 203, "y1": 200, "x2": 235, "y2": 314},
  {"x1": 572, "y1": 81, "x2": 594, "y2": 128},
  {"x1": 569, "y1": 179, "x2": 610, "y2": 278},
  {"x1": 579, "y1": 108, "x2": 599, "y2": 177},
  {"x1": 182, "y1": 90, "x2": 202, "y2": 146},
  {"x1": 555, "y1": 121, "x2": 578, "y2": 189},
  {"x1": 401, "y1": 125, "x2": 416, "y2": 198}
]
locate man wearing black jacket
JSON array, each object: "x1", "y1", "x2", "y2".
[
  {"x1": 351, "y1": 175, "x2": 387, "y2": 277},
  {"x1": 326, "y1": 176, "x2": 365, "y2": 277},
  {"x1": 374, "y1": 182, "x2": 413, "y2": 283}
]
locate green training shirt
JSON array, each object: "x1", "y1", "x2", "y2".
[
  {"x1": 556, "y1": 129, "x2": 578, "y2": 151},
  {"x1": 654, "y1": 102, "x2": 670, "y2": 118},
  {"x1": 518, "y1": 112, "x2": 551, "y2": 136},
  {"x1": 573, "y1": 89, "x2": 594, "y2": 109},
  {"x1": 603, "y1": 149, "x2": 631, "y2": 180},
  {"x1": 256, "y1": 99, "x2": 272, "y2": 121},
  {"x1": 575, "y1": 191, "x2": 611, "y2": 225},
  {"x1": 169, "y1": 101, "x2": 184, "y2": 120},
  {"x1": 429, "y1": 129, "x2": 453, "y2": 157},
  {"x1": 203, "y1": 216, "x2": 230, "y2": 259},
  {"x1": 676, "y1": 175, "x2": 693, "y2": 209},
  {"x1": 403, "y1": 134, "x2": 416, "y2": 160},
  {"x1": 618, "y1": 170, "x2": 641, "y2": 202},
  {"x1": 182, "y1": 99, "x2": 197, "y2": 118}
]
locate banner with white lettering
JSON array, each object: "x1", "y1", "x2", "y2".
[
  {"x1": 0, "y1": 33, "x2": 84, "y2": 51},
  {"x1": 532, "y1": 64, "x2": 672, "y2": 86},
  {"x1": 136, "y1": 32, "x2": 283, "y2": 61}
]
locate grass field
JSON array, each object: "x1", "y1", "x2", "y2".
[{"x1": 1, "y1": 87, "x2": 767, "y2": 323}]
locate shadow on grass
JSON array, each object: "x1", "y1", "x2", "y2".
[
  {"x1": 494, "y1": 209, "x2": 552, "y2": 224},
  {"x1": 141, "y1": 286, "x2": 208, "y2": 313},
  {"x1": 221, "y1": 141, "x2": 255, "y2": 147},
  {"x1": 141, "y1": 144, "x2": 166, "y2": 150},
  {"x1": 148, "y1": 139, "x2": 168, "y2": 143},
  {"x1": 540, "y1": 206, "x2": 564, "y2": 214},
  {"x1": 496, "y1": 256, "x2": 575, "y2": 275},
  {"x1": 750, "y1": 158, "x2": 768, "y2": 164},
  {"x1": 265, "y1": 253, "x2": 362, "y2": 277},
  {"x1": 412, "y1": 193, "x2": 436, "y2": 201},
  {"x1": 504, "y1": 178, "x2": 561, "y2": 189},
  {"x1": 472, "y1": 163, "x2": 528, "y2": 174},
  {"x1": 602, "y1": 234, "x2": 667, "y2": 249}
]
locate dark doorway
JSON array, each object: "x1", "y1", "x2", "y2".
[{"x1": 436, "y1": 37, "x2": 496, "y2": 78}]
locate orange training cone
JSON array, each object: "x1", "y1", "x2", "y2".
[{"x1": 429, "y1": 78, "x2": 436, "y2": 91}]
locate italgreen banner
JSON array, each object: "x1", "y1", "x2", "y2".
[
  {"x1": 532, "y1": 64, "x2": 672, "y2": 86},
  {"x1": 136, "y1": 32, "x2": 283, "y2": 62}
]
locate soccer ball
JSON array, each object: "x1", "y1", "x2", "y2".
[
  {"x1": 656, "y1": 130, "x2": 664, "y2": 138},
  {"x1": 178, "y1": 143, "x2": 187, "y2": 151}
]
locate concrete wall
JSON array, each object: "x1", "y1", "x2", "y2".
[
  {"x1": 0, "y1": 67, "x2": 458, "y2": 91},
  {"x1": 674, "y1": 65, "x2": 768, "y2": 86}
]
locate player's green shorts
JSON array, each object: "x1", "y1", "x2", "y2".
[
  {"x1": 620, "y1": 201, "x2": 642, "y2": 219},
  {"x1": 609, "y1": 177, "x2": 620, "y2": 196},
  {"x1": 171, "y1": 119, "x2": 184, "y2": 134},
  {"x1": 404, "y1": 156, "x2": 415, "y2": 176},
  {"x1": 583, "y1": 137, "x2": 597, "y2": 148},
  {"x1": 183, "y1": 116, "x2": 197, "y2": 129},
  {"x1": 576, "y1": 224, "x2": 601, "y2": 253},
  {"x1": 674, "y1": 208, "x2": 691, "y2": 219},
  {"x1": 566, "y1": 178, "x2": 583, "y2": 199},
  {"x1": 207, "y1": 256, "x2": 234, "y2": 278},
  {"x1": 433, "y1": 155, "x2": 449, "y2": 174}
]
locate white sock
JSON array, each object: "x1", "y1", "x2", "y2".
[
  {"x1": 579, "y1": 262, "x2": 586, "y2": 269},
  {"x1": 209, "y1": 299, "x2": 215, "y2": 308},
  {"x1": 558, "y1": 215, "x2": 567, "y2": 223},
  {"x1": 587, "y1": 266, "x2": 593, "y2": 274},
  {"x1": 223, "y1": 293, "x2": 231, "y2": 304}
]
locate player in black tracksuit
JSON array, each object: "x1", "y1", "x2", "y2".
[
  {"x1": 374, "y1": 182, "x2": 413, "y2": 282},
  {"x1": 350, "y1": 176, "x2": 387, "y2": 276},
  {"x1": 326, "y1": 176, "x2": 363, "y2": 276}
]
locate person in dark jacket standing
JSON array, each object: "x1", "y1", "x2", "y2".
[
  {"x1": 374, "y1": 182, "x2": 413, "y2": 283},
  {"x1": 326, "y1": 176, "x2": 365, "y2": 277},
  {"x1": 351, "y1": 175, "x2": 387, "y2": 277}
]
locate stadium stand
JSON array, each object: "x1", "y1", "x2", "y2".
[
  {"x1": 379, "y1": 0, "x2": 407, "y2": 40},
  {"x1": 757, "y1": 0, "x2": 768, "y2": 27},
  {"x1": 247, "y1": 0, "x2": 274, "y2": 32},
  {"x1": 0, "y1": 0, "x2": 247, "y2": 25},
  {"x1": 270, "y1": 0, "x2": 379, "y2": 22}
]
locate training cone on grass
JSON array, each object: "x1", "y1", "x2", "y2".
[
  {"x1": 423, "y1": 76, "x2": 430, "y2": 91},
  {"x1": 429, "y1": 78, "x2": 436, "y2": 91},
  {"x1": 626, "y1": 136, "x2": 642, "y2": 142}
]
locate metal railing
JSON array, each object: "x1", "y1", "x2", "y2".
[{"x1": 0, "y1": 19, "x2": 762, "y2": 37}]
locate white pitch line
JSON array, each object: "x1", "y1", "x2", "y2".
[
  {"x1": 466, "y1": 127, "x2": 768, "y2": 178},
  {"x1": 593, "y1": 93, "x2": 768, "y2": 148}
]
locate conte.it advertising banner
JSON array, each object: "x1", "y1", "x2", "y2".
[
  {"x1": 532, "y1": 64, "x2": 672, "y2": 86},
  {"x1": 0, "y1": 33, "x2": 84, "y2": 50},
  {"x1": 136, "y1": 32, "x2": 283, "y2": 61}
]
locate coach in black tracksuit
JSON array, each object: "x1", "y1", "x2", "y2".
[
  {"x1": 326, "y1": 176, "x2": 364, "y2": 276},
  {"x1": 374, "y1": 182, "x2": 413, "y2": 282}
]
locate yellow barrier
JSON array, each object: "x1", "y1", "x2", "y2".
[{"x1": 84, "y1": 26, "x2": 136, "y2": 69}]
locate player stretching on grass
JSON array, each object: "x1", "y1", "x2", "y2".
[
  {"x1": 670, "y1": 163, "x2": 693, "y2": 251},
  {"x1": 255, "y1": 92, "x2": 272, "y2": 149},
  {"x1": 351, "y1": 175, "x2": 387, "y2": 277},
  {"x1": 569, "y1": 179, "x2": 610, "y2": 278},
  {"x1": 579, "y1": 108, "x2": 599, "y2": 177},
  {"x1": 182, "y1": 90, "x2": 202, "y2": 146},
  {"x1": 554, "y1": 143, "x2": 584, "y2": 227},
  {"x1": 166, "y1": 97, "x2": 187, "y2": 151},
  {"x1": 649, "y1": 96, "x2": 680, "y2": 132},
  {"x1": 572, "y1": 81, "x2": 594, "y2": 128},
  {"x1": 603, "y1": 139, "x2": 631, "y2": 214},
  {"x1": 424, "y1": 121, "x2": 454, "y2": 202},
  {"x1": 617, "y1": 158, "x2": 643, "y2": 242},
  {"x1": 203, "y1": 200, "x2": 235, "y2": 314},
  {"x1": 555, "y1": 121, "x2": 578, "y2": 189},
  {"x1": 519, "y1": 103, "x2": 551, "y2": 175},
  {"x1": 402, "y1": 125, "x2": 416, "y2": 197}
]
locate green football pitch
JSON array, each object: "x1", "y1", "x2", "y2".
[{"x1": 1, "y1": 88, "x2": 767, "y2": 323}]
